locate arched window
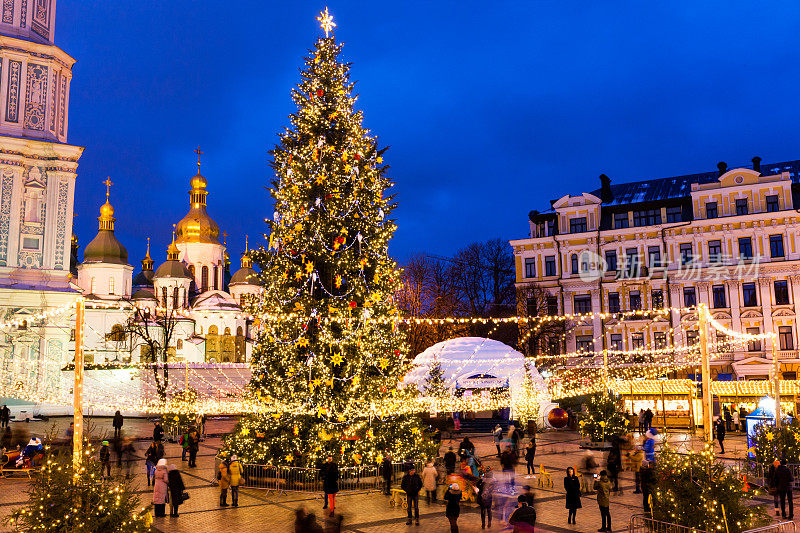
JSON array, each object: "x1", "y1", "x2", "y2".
[
  {"x1": 213, "y1": 266, "x2": 219, "y2": 291},
  {"x1": 188, "y1": 264, "x2": 195, "y2": 280},
  {"x1": 161, "y1": 286, "x2": 167, "y2": 308},
  {"x1": 208, "y1": 325, "x2": 218, "y2": 335},
  {"x1": 201, "y1": 266, "x2": 209, "y2": 292},
  {"x1": 224, "y1": 327, "x2": 231, "y2": 336},
  {"x1": 109, "y1": 277, "x2": 115, "y2": 295},
  {"x1": 90, "y1": 277, "x2": 96, "y2": 294},
  {"x1": 236, "y1": 326, "x2": 243, "y2": 336},
  {"x1": 177, "y1": 339, "x2": 183, "y2": 350},
  {"x1": 172, "y1": 286, "x2": 179, "y2": 308}
]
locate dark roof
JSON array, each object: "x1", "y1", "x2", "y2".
[
  {"x1": 154, "y1": 260, "x2": 192, "y2": 280},
  {"x1": 83, "y1": 230, "x2": 128, "y2": 265},
  {"x1": 132, "y1": 269, "x2": 154, "y2": 288},
  {"x1": 230, "y1": 266, "x2": 261, "y2": 286},
  {"x1": 131, "y1": 289, "x2": 156, "y2": 300},
  {"x1": 547, "y1": 159, "x2": 800, "y2": 210}
]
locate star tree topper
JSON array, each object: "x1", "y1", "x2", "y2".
[{"x1": 317, "y1": 6, "x2": 336, "y2": 37}]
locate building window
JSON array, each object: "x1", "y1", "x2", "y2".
[
  {"x1": 70, "y1": 329, "x2": 75, "y2": 341},
  {"x1": 654, "y1": 332, "x2": 667, "y2": 350},
  {"x1": 742, "y1": 282, "x2": 757, "y2": 307},
  {"x1": 631, "y1": 333, "x2": 645, "y2": 350},
  {"x1": 629, "y1": 291, "x2": 641, "y2": 311},
  {"x1": 605, "y1": 250, "x2": 617, "y2": 272},
  {"x1": 647, "y1": 246, "x2": 661, "y2": 269},
  {"x1": 213, "y1": 265, "x2": 219, "y2": 291},
  {"x1": 651, "y1": 289, "x2": 664, "y2": 309},
  {"x1": 712, "y1": 285, "x2": 726, "y2": 308},
  {"x1": 524, "y1": 258, "x2": 536, "y2": 278},
  {"x1": 177, "y1": 339, "x2": 183, "y2": 350},
  {"x1": 172, "y1": 286, "x2": 179, "y2": 308},
  {"x1": 610, "y1": 333, "x2": 623, "y2": 351},
  {"x1": 779, "y1": 326, "x2": 794, "y2": 350},
  {"x1": 162, "y1": 287, "x2": 168, "y2": 308},
  {"x1": 108, "y1": 277, "x2": 115, "y2": 295},
  {"x1": 576, "y1": 335, "x2": 594, "y2": 353},
  {"x1": 683, "y1": 287, "x2": 696, "y2": 307},
  {"x1": 746, "y1": 328, "x2": 761, "y2": 352},
  {"x1": 738, "y1": 237, "x2": 753, "y2": 260},
  {"x1": 666, "y1": 206, "x2": 683, "y2": 223},
  {"x1": 784, "y1": 371, "x2": 797, "y2": 380},
  {"x1": 546, "y1": 296, "x2": 559, "y2": 316},
  {"x1": 766, "y1": 194, "x2": 779, "y2": 212},
  {"x1": 625, "y1": 248, "x2": 639, "y2": 277},
  {"x1": 570, "y1": 254, "x2": 579, "y2": 274},
  {"x1": 706, "y1": 202, "x2": 718, "y2": 219},
  {"x1": 547, "y1": 219, "x2": 556, "y2": 236},
  {"x1": 608, "y1": 292, "x2": 620, "y2": 313},
  {"x1": 769, "y1": 234, "x2": 785, "y2": 258},
  {"x1": 735, "y1": 198, "x2": 748, "y2": 216},
  {"x1": 708, "y1": 240, "x2": 722, "y2": 263},
  {"x1": 544, "y1": 255, "x2": 556, "y2": 276},
  {"x1": 90, "y1": 277, "x2": 96, "y2": 294},
  {"x1": 633, "y1": 209, "x2": 661, "y2": 227},
  {"x1": 201, "y1": 266, "x2": 209, "y2": 292},
  {"x1": 570, "y1": 217, "x2": 587, "y2": 233},
  {"x1": 613, "y1": 212, "x2": 629, "y2": 229},
  {"x1": 547, "y1": 338, "x2": 560, "y2": 355},
  {"x1": 573, "y1": 294, "x2": 592, "y2": 314},
  {"x1": 679, "y1": 243, "x2": 693, "y2": 265},
  {"x1": 775, "y1": 280, "x2": 790, "y2": 305},
  {"x1": 526, "y1": 297, "x2": 540, "y2": 316},
  {"x1": 686, "y1": 330, "x2": 699, "y2": 346}
]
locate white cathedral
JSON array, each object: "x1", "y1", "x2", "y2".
[{"x1": 0, "y1": 0, "x2": 261, "y2": 413}]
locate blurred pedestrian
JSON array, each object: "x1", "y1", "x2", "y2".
[
  {"x1": 579, "y1": 450, "x2": 598, "y2": 494},
  {"x1": 120, "y1": 438, "x2": 135, "y2": 479},
  {"x1": 444, "y1": 447, "x2": 457, "y2": 475},
  {"x1": 422, "y1": 461, "x2": 438, "y2": 503},
  {"x1": 509, "y1": 494, "x2": 536, "y2": 532},
  {"x1": 607, "y1": 437, "x2": 622, "y2": 493},
  {"x1": 564, "y1": 466, "x2": 581, "y2": 525},
  {"x1": 0, "y1": 405, "x2": 8, "y2": 428},
  {"x1": 493, "y1": 424, "x2": 503, "y2": 457},
  {"x1": 629, "y1": 447, "x2": 644, "y2": 493},
  {"x1": 500, "y1": 448, "x2": 518, "y2": 492},
  {"x1": 153, "y1": 420, "x2": 164, "y2": 442},
  {"x1": 477, "y1": 470, "x2": 495, "y2": 528},
  {"x1": 444, "y1": 483, "x2": 461, "y2": 533},
  {"x1": 99, "y1": 440, "x2": 111, "y2": 479}
]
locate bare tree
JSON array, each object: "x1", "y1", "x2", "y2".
[
  {"x1": 123, "y1": 305, "x2": 180, "y2": 404},
  {"x1": 516, "y1": 284, "x2": 572, "y2": 366}
]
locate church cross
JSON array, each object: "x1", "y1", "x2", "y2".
[
  {"x1": 194, "y1": 146, "x2": 203, "y2": 171},
  {"x1": 103, "y1": 177, "x2": 113, "y2": 200}
]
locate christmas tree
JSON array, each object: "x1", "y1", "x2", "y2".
[
  {"x1": 222, "y1": 9, "x2": 434, "y2": 467},
  {"x1": 579, "y1": 391, "x2": 628, "y2": 442}
]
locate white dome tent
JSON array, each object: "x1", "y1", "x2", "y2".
[{"x1": 404, "y1": 337, "x2": 553, "y2": 421}]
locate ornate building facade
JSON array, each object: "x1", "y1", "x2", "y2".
[{"x1": 511, "y1": 158, "x2": 800, "y2": 381}]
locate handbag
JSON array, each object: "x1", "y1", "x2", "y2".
[{"x1": 181, "y1": 491, "x2": 190, "y2": 502}]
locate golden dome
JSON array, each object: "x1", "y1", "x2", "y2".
[
  {"x1": 99, "y1": 200, "x2": 114, "y2": 219},
  {"x1": 175, "y1": 169, "x2": 221, "y2": 245}
]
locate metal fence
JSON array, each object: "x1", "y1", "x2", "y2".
[
  {"x1": 740, "y1": 461, "x2": 800, "y2": 491},
  {"x1": 239, "y1": 461, "x2": 425, "y2": 496},
  {"x1": 629, "y1": 514, "x2": 795, "y2": 533}
]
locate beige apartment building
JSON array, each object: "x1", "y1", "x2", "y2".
[{"x1": 511, "y1": 158, "x2": 800, "y2": 381}]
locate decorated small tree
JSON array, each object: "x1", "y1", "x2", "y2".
[
  {"x1": 221, "y1": 9, "x2": 434, "y2": 467},
  {"x1": 652, "y1": 445, "x2": 769, "y2": 532},
  {"x1": 8, "y1": 441, "x2": 150, "y2": 532},
  {"x1": 579, "y1": 391, "x2": 628, "y2": 442},
  {"x1": 750, "y1": 420, "x2": 800, "y2": 466},
  {"x1": 423, "y1": 359, "x2": 448, "y2": 400}
]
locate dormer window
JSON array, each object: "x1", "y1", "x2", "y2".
[
  {"x1": 613, "y1": 213, "x2": 629, "y2": 229},
  {"x1": 569, "y1": 217, "x2": 587, "y2": 234}
]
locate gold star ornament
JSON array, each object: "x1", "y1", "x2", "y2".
[{"x1": 317, "y1": 7, "x2": 336, "y2": 37}]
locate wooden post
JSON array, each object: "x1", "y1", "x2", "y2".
[
  {"x1": 698, "y1": 304, "x2": 713, "y2": 443},
  {"x1": 73, "y1": 297, "x2": 85, "y2": 472},
  {"x1": 772, "y1": 337, "x2": 782, "y2": 428},
  {"x1": 660, "y1": 381, "x2": 667, "y2": 430}
]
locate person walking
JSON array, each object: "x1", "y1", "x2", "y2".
[
  {"x1": 152, "y1": 458, "x2": 169, "y2": 517},
  {"x1": 444, "y1": 447, "x2": 457, "y2": 475},
  {"x1": 579, "y1": 450, "x2": 599, "y2": 494},
  {"x1": 321, "y1": 456, "x2": 339, "y2": 515},
  {"x1": 422, "y1": 461, "x2": 438, "y2": 504},
  {"x1": 724, "y1": 406, "x2": 732, "y2": 432},
  {"x1": 493, "y1": 424, "x2": 503, "y2": 457},
  {"x1": 228, "y1": 454, "x2": 243, "y2": 508},
  {"x1": 564, "y1": 466, "x2": 582, "y2": 525},
  {"x1": 739, "y1": 406, "x2": 748, "y2": 426},
  {"x1": 381, "y1": 454, "x2": 393, "y2": 495},
  {"x1": 153, "y1": 420, "x2": 164, "y2": 442},
  {"x1": 776, "y1": 458, "x2": 794, "y2": 519},
  {"x1": 732, "y1": 407, "x2": 740, "y2": 432},
  {"x1": 500, "y1": 448, "x2": 518, "y2": 492},
  {"x1": 187, "y1": 427, "x2": 199, "y2": 467},
  {"x1": 112, "y1": 410, "x2": 124, "y2": 440},
  {"x1": 167, "y1": 464, "x2": 186, "y2": 517},
  {"x1": 509, "y1": 495, "x2": 537, "y2": 532},
  {"x1": 145, "y1": 440, "x2": 159, "y2": 486},
  {"x1": 637, "y1": 409, "x2": 645, "y2": 434},
  {"x1": 477, "y1": 471, "x2": 494, "y2": 529},
  {"x1": 524, "y1": 441, "x2": 536, "y2": 476},
  {"x1": 120, "y1": 438, "x2": 135, "y2": 480},
  {"x1": 640, "y1": 461, "x2": 655, "y2": 514},
  {"x1": 644, "y1": 408, "x2": 654, "y2": 430},
  {"x1": 444, "y1": 483, "x2": 461, "y2": 533},
  {"x1": 593, "y1": 470, "x2": 612, "y2": 532},
  {"x1": 401, "y1": 465, "x2": 423, "y2": 525},
  {"x1": 768, "y1": 459, "x2": 781, "y2": 516},
  {"x1": 606, "y1": 437, "x2": 622, "y2": 493},
  {"x1": 180, "y1": 427, "x2": 190, "y2": 461},
  {"x1": 218, "y1": 456, "x2": 231, "y2": 507},
  {"x1": 629, "y1": 447, "x2": 644, "y2": 493},
  {"x1": 99, "y1": 440, "x2": 111, "y2": 479},
  {"x1": 714, "y1": 416, "x2": 726, "y2": 454}
]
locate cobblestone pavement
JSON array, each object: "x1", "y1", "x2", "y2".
[{"x1": 0, "y1": 418, "x2": 790, "y2": 532}]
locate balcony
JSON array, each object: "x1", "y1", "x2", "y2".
[{"x1": 778, "y1": 350, "x2": 798, "y2": 360}]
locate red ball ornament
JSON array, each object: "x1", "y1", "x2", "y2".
[
  {"x1": 316, "y1": 89, "x2": 324, "y2": 97},
  {"x1": 348, "y1": 301, "x2": 357, "y2": 309},
  {"x1": 393, "y1": 349, "x2": 401, "y2": 357},
  {"x1": 547, "y1": 407, "x2": 569, "y2": 429},
  {"x1": 355, "y1": 153, "x2": 362, "y2": 160}
]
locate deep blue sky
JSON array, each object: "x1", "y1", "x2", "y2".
[{"x1": 59, "y1": 1, "x2": 800, "y2": 270}]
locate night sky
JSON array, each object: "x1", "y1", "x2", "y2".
[{"x1": 59, "y1": 1, "x2": 800, "y2": 270}]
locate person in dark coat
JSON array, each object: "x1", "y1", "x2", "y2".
[
  {"x1": 476, "y1": 472, "x2": 495, "y2": 529},
  {"x1": 153, "y1": 420, "x2": 164, "y2": 442},
  {"x1": 723, "y1": 406, "x2": 732, "y2": 432},
  {"x1": 186, "y1": 427, "x2": 199, "y2": 467},
  {"x1": 768, "y1": 459, "x2": 781, "y2": 516},
  {"x1": 509, "y1": 495, "x2": 537, "y2": 532},
  {"x1": 714, "y1": 417, "x2": 726, "y2": 454},
  {"x1": 640, "y1": 461, "x2": 656, "y2": 514},
  {"x1": 167, "y1": 465, "x2": 186, "y2": 517},
  {"x1": 524, "y1": 441, "x2": 536, "y2": 475},
  {"x1": 458, "y1": 437, "x2": 474, "y2": 460},
  {"x1": 444, "y1": 483, "x2": 462, "y2": 533},
  {"x1": 400, "y1": 466, "x2": 423, "y2": 525},
  {"x1": 776, "y1": 458, "x2": 794, "y2": 519},
  {"x1": 0, "y1": 405, "x2": 9, "y2": 428},
  {"x1": 606, "y1": 437, "x2": 622, "y2": 492},
  {"x1": 112, "y1": 410, "x2": 124, "y2": 440},
  {"x1": 443, "y1": 447, "x2": 457, "y2": 474},
  {"x1": 381, "y1": 454, "x2": 393, "y2": 495},
  {"x1": 145, "y1": 441, "x2": 159, "y2": 486},
  {"x1": 643, "y1": 408, "x2": 654, "y2": 430},
  {"x1": 564, "y1": 466, "x2": 582, "y2": 524},
  {"x1": 321, "y1": 456, "x2": 339, "y2": 515},
  {"x1": 501, "y1": 448, "x2": 518, "y2": 492}
]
